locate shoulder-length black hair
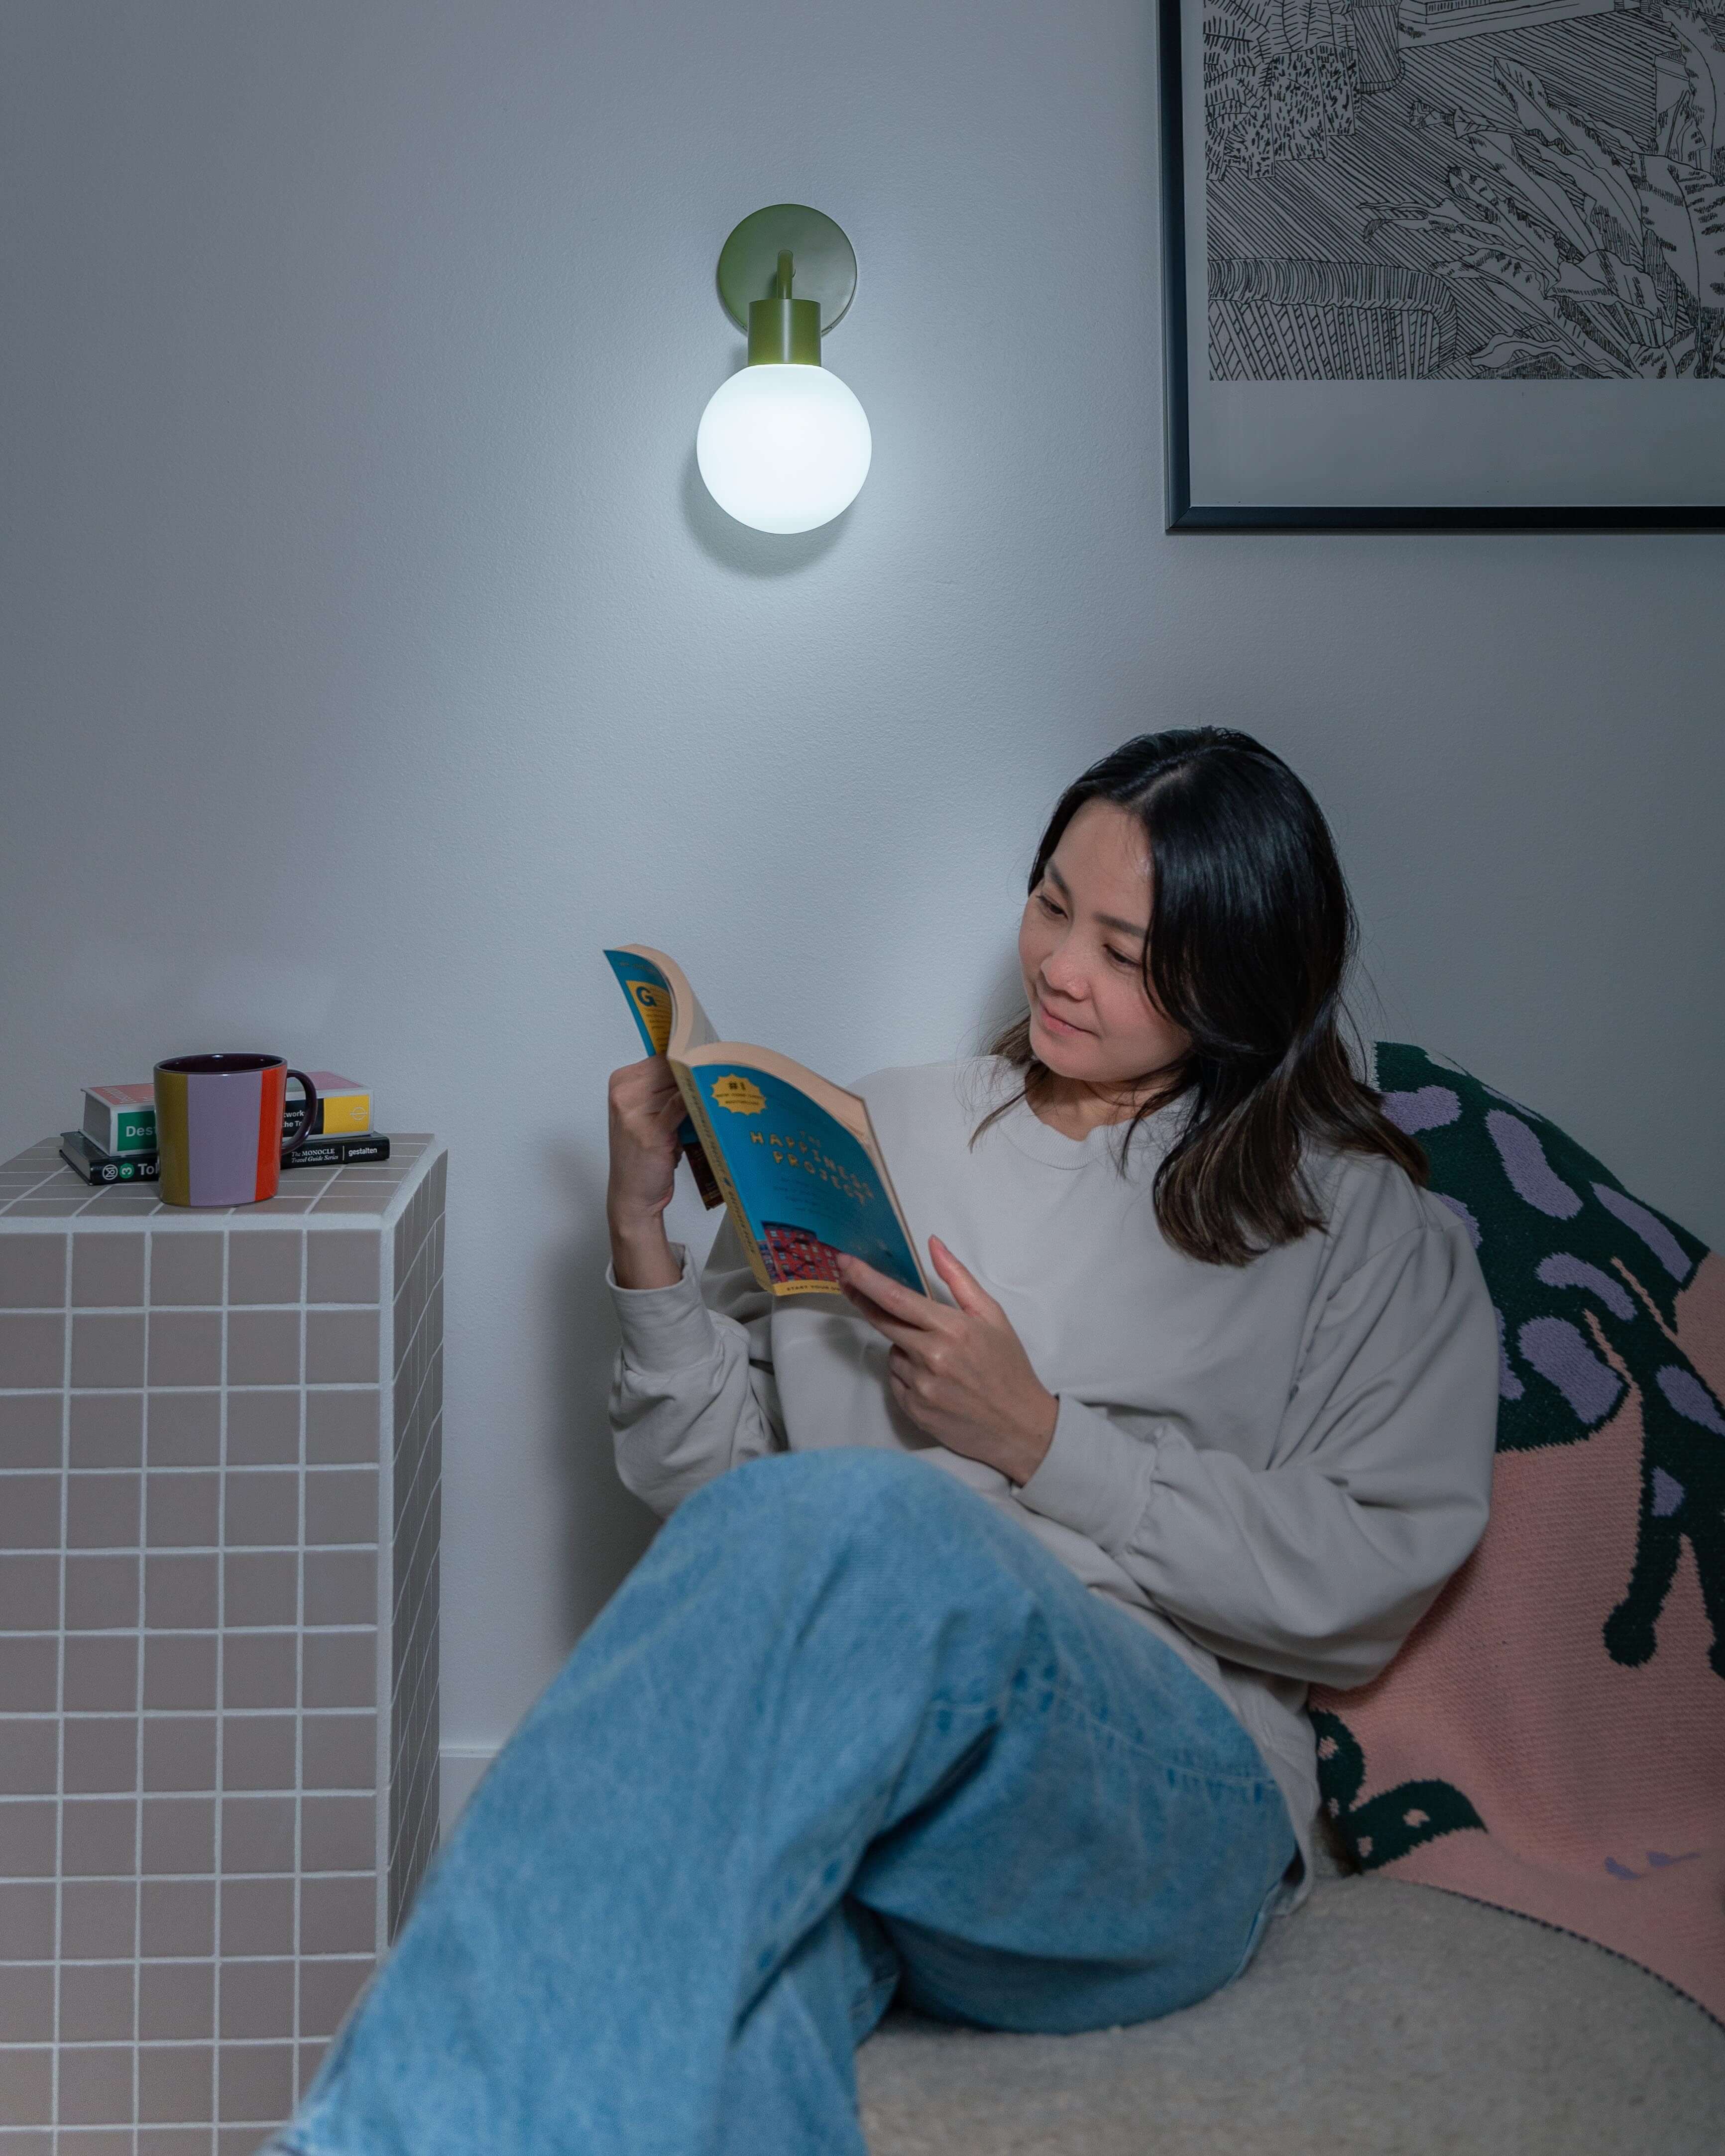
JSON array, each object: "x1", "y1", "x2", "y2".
[{"x1": 975, "y1": 727, "x2": 1427, "y2": 1266}]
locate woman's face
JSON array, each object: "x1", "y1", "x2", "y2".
[{"x1": 1017, "y1": 798, "x2": 1192, "y2": 1091}]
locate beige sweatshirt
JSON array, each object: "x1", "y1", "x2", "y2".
[{"x1": 607, "y1": 1058, "x2": 1499, "y2": 1918}]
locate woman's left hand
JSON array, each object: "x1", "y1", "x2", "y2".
[{"x1": 835, "y1": 1237, "x2": 1058, "y2": 1486}]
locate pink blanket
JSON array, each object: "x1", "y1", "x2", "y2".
[{"x1": 1307, "y1": 1047, "x2": 1725, "y2": 2030}]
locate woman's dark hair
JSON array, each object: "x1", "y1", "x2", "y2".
[{"x1": 975, "y1": 727, "x2": 1427, "y2": 1266}]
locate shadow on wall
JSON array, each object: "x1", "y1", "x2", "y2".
[
  {"x1": 543, "y1": 1142, "x2": 661, "y2": 1642},
  {"x1": 971, "y1": 946, "x2": 1030, "y2": 1058}
]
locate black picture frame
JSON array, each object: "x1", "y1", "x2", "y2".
[{"x1": 1157, "y1": 0, "x2": 1725, "y2": 534}]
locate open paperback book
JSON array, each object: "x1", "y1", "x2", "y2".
[{"x1": 604, "y1": 945, "x2": 929, "y2": 1298}]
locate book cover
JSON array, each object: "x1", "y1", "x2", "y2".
[
  {"x1": 60, "y1": 1131, "x2": 161, "y2": 1185},
  {"x1": 283, "y1": 1133, "x2": 392, "y2": 1168},
  {"x1": 604, "y1": 944, "x2": 927, "y2": 1299},
  {"x1": 603, "y1": 947, "x2": 723, "y2": 1209},
  {"x1": 83, "y1": 1077, "x2": 372, "y2": 1151},
  {"x1": 59, "y1": 1130, "x2": 389, "y2": 1181},
  {"x1": 288, "y1": 1074, "x2": 373, "y2": 1138},
  {"x1": 687, "y1": 1061, "x2": 924, "y2": 1294},
  {"x1": 81, "y1": 1083, "x2": 157, "y2": 1158}
]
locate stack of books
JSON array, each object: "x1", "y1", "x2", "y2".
[{"x1": 60, "y1": 1074, "x2": 391, "y2": 1185}]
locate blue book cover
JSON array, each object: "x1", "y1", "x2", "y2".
[
  {"x1": 604, "y1": 947, "x2": 724, "y2": 1210},
  {"x1": 686, "y1": 1062, "x2": 922, "y2": 1294},
  {"x1": 604, "y1": 948, "x2": 682, "y2": 1059},
  {"x1": 603, "y1": 944, "x2": 927, "y2": 1298}
]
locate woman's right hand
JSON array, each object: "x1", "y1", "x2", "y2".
[{"x1": 606, "y1": 1058, "x2": 688, "y2": 1288}]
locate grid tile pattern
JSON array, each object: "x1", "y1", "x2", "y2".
[
  {"x1": 0, "y1": 1140, "x2": 446, "y2": 2153},
  {"x1": 0, "y1": 1148, "x2": 436, "y2": 1227},
  {"x1": 386, "y1": 1158, "x2": 444, "y2": 1938}
]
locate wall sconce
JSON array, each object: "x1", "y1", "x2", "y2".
[{"x1": 696, "y1": 205, "x2": 870, "y2": 535}]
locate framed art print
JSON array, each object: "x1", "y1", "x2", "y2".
[{"x1": 1158, "y1": 0, "x2": 1725, "y2": 529}]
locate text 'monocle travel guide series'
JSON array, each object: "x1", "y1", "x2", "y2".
[{"x1": 604, "y1": 945, "x2": 929, "y2": 1298}]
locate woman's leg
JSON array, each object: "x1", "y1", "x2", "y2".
[
  {"x1": 711, "y1": 1900, "x2": 898, "y2": 2156},
  {"x1": 273, "y1": 1448, "x2": 1293, "y2": 2156},
  {"x1": 850, "y1": 1566, "x2": 1296, "y2": 2035}
]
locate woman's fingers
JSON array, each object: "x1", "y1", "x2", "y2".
[
  {"x1": 610, "y1": 1061, "x2": 679, "y2": 1110},
  {"x1": 840, "y1": 1283, "x2": 922, "y2": 1346},
  {"x1": 609, "y1": 1062, "x2": 684, "y2": 1134},
  {"x1": 926, "y1": 1237, "x2": 999, "y2": 1319},
  {"x1": 605, "y1": 1061, "x2": 687, "y2": 1227},
  {"x1": 837, "y1": 1254, "x2": 938, "y2": 1324}
]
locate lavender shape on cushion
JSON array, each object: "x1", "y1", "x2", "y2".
[{"x1": 1375, "y1": 1044, "x2": 1723, "y2": 1683}]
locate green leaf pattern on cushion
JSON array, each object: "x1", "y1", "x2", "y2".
[{"x1": 1309, "y1": 1708, "x2": 1485, "y2": 1870}]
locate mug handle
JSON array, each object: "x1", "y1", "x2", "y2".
[{"x1": 281, "y1": 1070, "x2": 321, "y2": 1158}]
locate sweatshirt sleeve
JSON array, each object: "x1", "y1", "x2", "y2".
[
  {"x1": 1015, "y1": 1215, "x2": 1499, "y2": 1690},
  {"x1": 607, "y1": 1219, "x2": 785, "y2": 1519}
]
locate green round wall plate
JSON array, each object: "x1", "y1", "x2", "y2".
[{"x1": 715, "y1": 205, "x2": 857, "y2": 335}]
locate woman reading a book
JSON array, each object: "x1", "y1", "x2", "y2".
[{"x1": 273, "y1": 730, "x2": 1496, "y2": 2156}]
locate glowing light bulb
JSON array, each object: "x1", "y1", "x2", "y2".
[{"x1": 696, "y1": 364, "x2": 871, "y2": 535}]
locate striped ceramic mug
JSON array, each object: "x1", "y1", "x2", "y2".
[{"x1": 154, "y1": 1054, "x2": 320, "y2": 1207}]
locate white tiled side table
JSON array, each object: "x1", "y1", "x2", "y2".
[{"x1": 0, "y1": 1137, "x2": 447, "y2": 2155}]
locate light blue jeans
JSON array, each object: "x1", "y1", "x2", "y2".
[{"x1": 274, "y1": 1450, "x2": 1297, "y2": 2156}]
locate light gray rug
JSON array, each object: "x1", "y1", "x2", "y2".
[{"x1": 856, "y1": 1875, "x2": 1725, "y2": 2156}]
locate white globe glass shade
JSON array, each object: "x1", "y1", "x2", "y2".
[{"x1": 696, "y1": 364, "x2": 871, "y2": 535}]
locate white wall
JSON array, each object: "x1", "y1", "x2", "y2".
[{"x1": 4, "y1": 0, "x2": 1721, "y2": 1768}]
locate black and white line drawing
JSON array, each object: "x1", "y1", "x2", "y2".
[{"x1": 1203, "y1": 0, "x2": 1725, "y2": 379}]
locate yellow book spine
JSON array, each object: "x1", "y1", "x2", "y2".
[{"x1": 319, "y1": 1088, "x2": 372, "y2": 1136}]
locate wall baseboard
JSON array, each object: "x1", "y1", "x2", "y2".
[{"x1": 440, "y1": 1743, "x2": 499, "y2": 1833}]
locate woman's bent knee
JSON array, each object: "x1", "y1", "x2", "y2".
[{"x1": 672, "y1": 1448, "x2": 1000, "y2": 1574}]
